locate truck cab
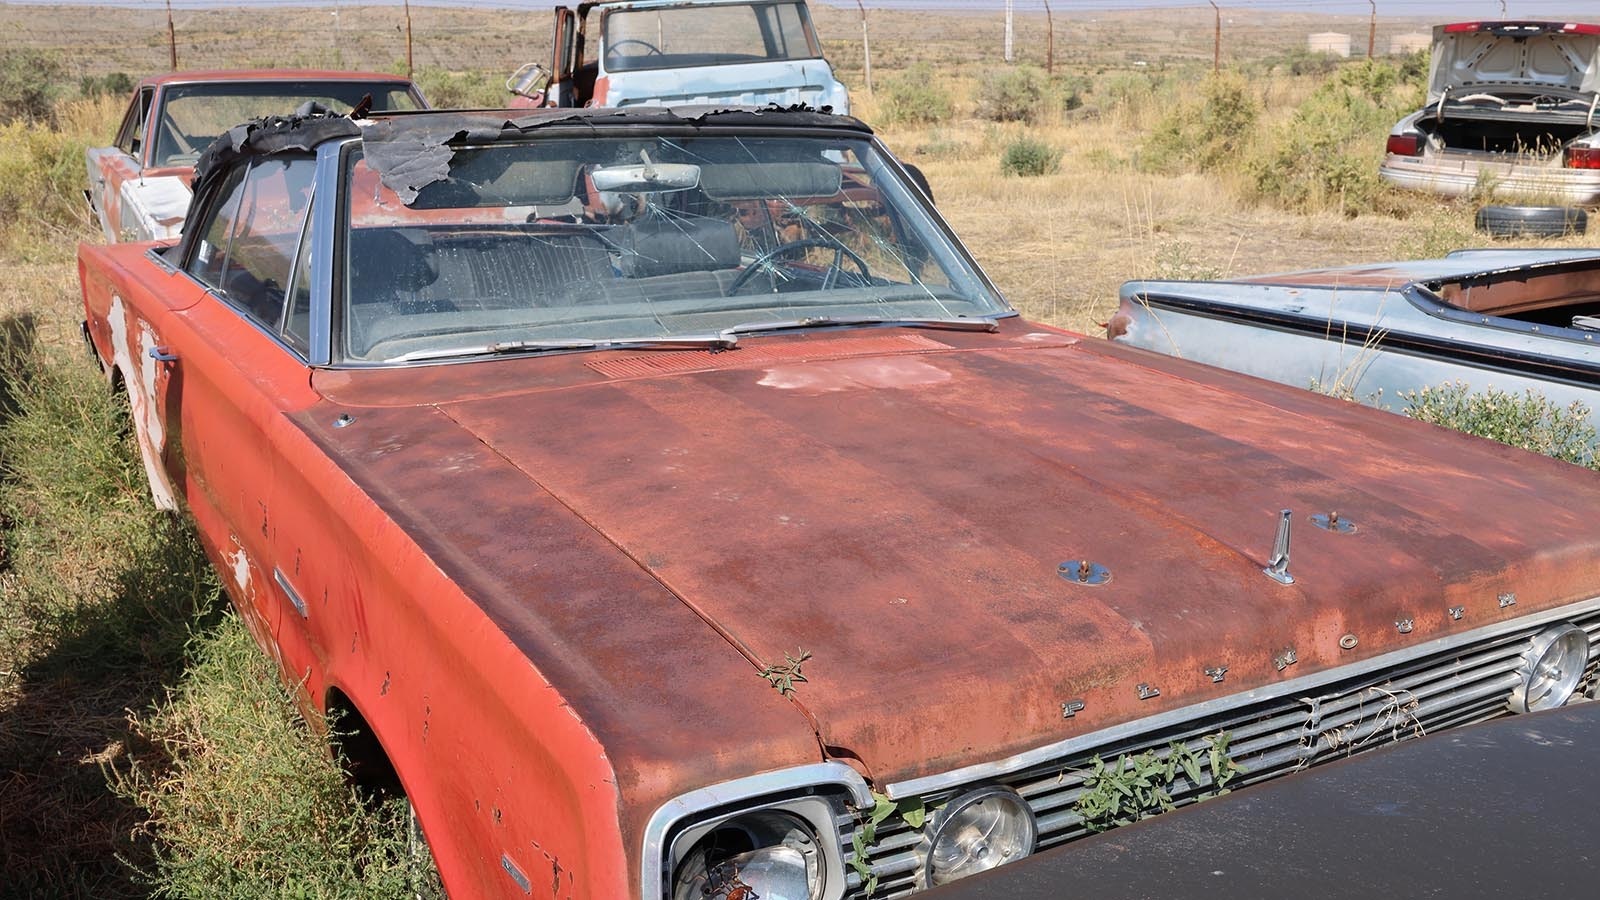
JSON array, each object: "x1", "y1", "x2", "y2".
[{"x1": 508, "y1": 0, "x2": 849, "y2": 113}]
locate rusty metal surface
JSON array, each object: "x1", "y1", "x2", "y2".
[
  {"x1": 135, "y1": 69, "x2": 418, "y2": 89},
  {"x1": 309, "y1": 315, "x2": 1600, "y2": 799},
  {"x1": 919, "y1": 701, "x2": 1600, "y2": 899}
]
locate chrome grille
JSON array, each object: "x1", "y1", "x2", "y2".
[{"x1": 845, "y1": 608, "x2": 1600, "y2": 897}]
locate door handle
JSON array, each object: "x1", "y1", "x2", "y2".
[{"x1": 148, "y1": 346, "x2": 178, "y2": 363}]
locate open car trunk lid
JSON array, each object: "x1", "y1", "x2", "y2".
[{"x1": 1427, "y1": 22, "x2": 1600, "y2": 102}]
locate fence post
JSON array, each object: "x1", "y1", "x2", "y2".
[
  {"x1": 854, "y1": 0, "x2": 872, "y2": 94},
  {"x1": 1003, "y1": 0, "x2": 1014, "y2": 63},
  {"x1": 1043, "y1": 0, "x2": 1054, "y2": 74},
  {"x1": 1208, "y1": 1, "x2": 1220, "y2": 73},
  {"x1": 165, "y1": 0, "x2": 178, "y2": 70},
  {"x1": 1368, "y1": 0, "x2": 1377, "y2": 58},
  {"x1": 405, "y1": 0, "x2": 415, "y2": 78}
]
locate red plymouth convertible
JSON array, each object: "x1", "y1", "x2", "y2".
[{"x1": 78, "y1": 107, "x2": 1600, "y2": 898}]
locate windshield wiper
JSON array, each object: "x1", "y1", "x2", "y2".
[
  {"x1": 387, "y1": 334, "x2": 738, "y2": 363},
  {"x1": 720, "y1": 315, "x2": 1000, "y2": 341}
]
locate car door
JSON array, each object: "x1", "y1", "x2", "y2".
[
  {"x1": 87, "y1": 86, "x2": 153, "y2": 242},
  {"x1": 166, "y1": 154, "x2": 323, "y2": 668}
]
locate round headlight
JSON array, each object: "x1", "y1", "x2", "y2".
[
  {"x1": 1510, "y1": 623, "x2": 1590, "y2": 713},
  {"x1": 672, "y1": 811, "x2": 823, "y2": 900},
  {"x1": 920, "y1": 786, "x2": 1037, "y2": 887}
]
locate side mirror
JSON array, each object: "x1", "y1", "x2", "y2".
[{"x1": 507, "y1": 62, "x2": 552, "y2": 100}]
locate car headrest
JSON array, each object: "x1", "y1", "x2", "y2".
[
  {"x1": 617, "y1": 218, "x2": 739, "y2": 278},
  {"x1": 349, "y1": 228, "x2": 439, "y2": 295}
]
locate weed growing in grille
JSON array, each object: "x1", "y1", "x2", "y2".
[
  {"x1": 851, "y1": 792, "x2": 931, "y2": 897},
  {"x1": 1074, "y1": 732, "x2": 1244, "y2": 832}
]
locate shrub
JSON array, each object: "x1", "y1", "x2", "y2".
[
  {"x1": 1402, "y1": 382, "x2": 1598, "y2": 468},
  {"x1": 977, "y1": 66, "x2": 1047, "y2": 122},
  {"x1": 1142, "y1": 71, "x2": 1259, "y2": 173},
  {"x1": 0, "y1": 121, "x2": 93, "y2": 253},
  {"x1": 411, "y1": 67, "x2": 505, "y2": 109},
  {"x1": 1246, "y1": 59, "x2": 1420, "y2": 215},
  {"x1": 1000, "y1": 136, "x2": 1060, "y2": 177},
  {"x1": 877, "y1": 64, "x2": 953, "y2": 127},
  {"x1": 78, "y1": 72, "x2": 133, "y2": 99},
  {"x1": 0, "y1": 49, "x2": 65, "y2": 124}
]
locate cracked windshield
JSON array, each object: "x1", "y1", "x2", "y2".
[{"x1": 341, "y1": 134, "x2": 1007, "y2": 363}]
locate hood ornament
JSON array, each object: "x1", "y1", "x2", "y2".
[
  {"x1": 1059, "y1": 559, "x2": 1111, "y2": 586},
  {"x1": 1263, "y1": 508, "x2": 1295, "y2": 585},
  {"x1": 1310, "y1": 511, "x2": 1356, "y2": 533}
]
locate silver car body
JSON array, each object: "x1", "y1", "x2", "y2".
[
  {"x1": 1379, "y1": 22, "x2": 1600, "y2": 203},
  {"x1": 1110, "y1": 249, "x2": 1600, "y2": 428}
]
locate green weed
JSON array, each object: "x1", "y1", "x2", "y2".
[
  {"x1": 1402, "y1": 382, "x2": 1599, "y2": 468},
  {"x1": 112, "y1": 617, "x2": 433, "y2": 897}
]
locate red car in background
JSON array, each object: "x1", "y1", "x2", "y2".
[{"x1": 85, "y1": 70, "x2": 425, "y2": 243}]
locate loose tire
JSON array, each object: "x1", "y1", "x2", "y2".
[{"x1": 1475, "y1": 205, "x2": 1589, "y2": 238}]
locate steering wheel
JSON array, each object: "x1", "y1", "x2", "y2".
[
  {"x1": 728, "y1": 238, "x2": 873, "y2": 295},
  {"x1": 607, "y1": 39, "x2": 664, "y2": 58}
]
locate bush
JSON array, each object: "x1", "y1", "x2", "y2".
[
  {"x1": 877, "y1": 64, "x2": 953, "y2": 126},
  {"x1": 0, "y1": 121, "x2": 93, "y2": 252},
  {"x1": 1403, "y1": 382, "x2": 1598, "y2": 468},
  {"x1": 1000, "y1": 136, "x2": 1060, "y2": 176},
  {"x1": 0, "y1": 49, "x2": 65, "y2": 124},
  {"x1": 78, "y1": 72, "x2": 133, "y2": 99},
  {"x1": 977, "y1": 66, "x2": 1047, "y2": 122},
  {"x1": 411, "y1": 67, "x2": 505, "y2": 109},
  {"x1": 1247, "y1": 59, "x2": 1420, "y2": 215},
  {"x1": 1142, "y1": 71, "x2": 1259, "y2": 173}
]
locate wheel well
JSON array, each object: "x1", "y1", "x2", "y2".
[{"x1": 325, "y1": 687, "x2": 405, "y2": 799}]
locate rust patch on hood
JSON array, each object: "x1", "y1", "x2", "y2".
[{"x1": 403, "y1": 335, "x2": 1600, "y2": 786}]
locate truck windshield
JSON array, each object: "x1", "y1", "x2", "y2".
[
  {"x1": 337, "y1": 133, "x2": 1008, "y2": 364},
  {"x1": 601, "y1": 1, "x2": 820, "y2": 72}
]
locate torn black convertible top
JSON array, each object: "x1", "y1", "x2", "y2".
[{"x1": 190, "y1": 105, "x2": 873, "y2": 206}]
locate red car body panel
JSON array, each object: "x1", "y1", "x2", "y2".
[{"x1": 310, "y1": 320, "x2": 1600, "y2": 789}]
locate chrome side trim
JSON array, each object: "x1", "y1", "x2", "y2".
[
  {"x1": 639, "y1": 760, "x2": 871, "y2": 899},
  {"x1": 273, "y1": 567, "x2": 308, "y2": 619},
  {"x1": 144, "y1": 245, "x2": 180, "y2": 274},
  {"x1": 886, "y1": 594, "x2": 1600, "y2": 799}
]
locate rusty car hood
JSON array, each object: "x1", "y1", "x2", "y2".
[{"x1": 312, "y1": 325, "x2": 1600, "y2": 788}]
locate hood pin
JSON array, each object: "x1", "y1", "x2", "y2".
[
  {"x1": 1263, "y1": 509, "x2": 1294, "y2": 585},
  {"x1": 1059, "y1": 559, "x2": 1110, "y2": 586}
]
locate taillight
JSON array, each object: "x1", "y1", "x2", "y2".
[
  {"x1": 1443, "y1": 22, "x2": 1481, "y2": 33},
  {"x1": 1568, "y1": 147, "x2": 1600, "y2": 170},
  {"x1": 1562, "y1": 23, "x2": 1600, "y2": 35},
  {"x1": 1387, "y1": 134, "x2": 1423, "y2": 156}
]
